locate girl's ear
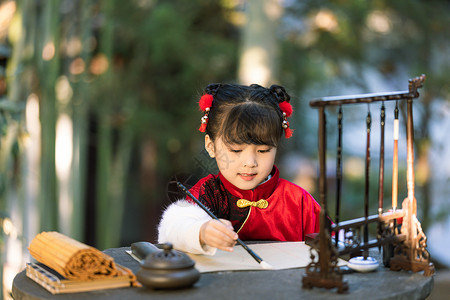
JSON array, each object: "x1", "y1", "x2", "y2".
[{"x1": 204, "y1": 135, "x2": 216, "y2": 158}]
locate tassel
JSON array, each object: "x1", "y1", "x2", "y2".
[
  {"x1": 199, "y1": 122, "x2": 207, "y2": 132},
  {"x1": 284, "y1": 127, "x2": 293, "y2": 139}
]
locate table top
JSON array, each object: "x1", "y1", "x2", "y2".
[{"x1": 12, "y1": 246, "x2": 434, "y2": 300}]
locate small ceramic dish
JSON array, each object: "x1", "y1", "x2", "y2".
[{"x1": 347, "y1": 256, "x2": 379, "y2": 272}]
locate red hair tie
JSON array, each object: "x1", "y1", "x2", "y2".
[
  {"x1": 279, "y1": 102, "x2": 293, "y2": 138},
  {"x1": 198, "y1": 94, "x2": 213, "y2": 132}
]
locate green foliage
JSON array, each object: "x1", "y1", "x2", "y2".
[
  {"x1": 4, "y1": 0, "x2": 448, "y2": 249},
  {"x1": 1, "y1": 0, "x2": 240, "y2": 249},
  {"x1": 91, "y1": 0, "x2": 239, "y2": 179},
  {"x1": 280, "y1": 0, "x2": 449, "y2": 93},
  {"x1": 279, "y1": 0, "x2": 449, "y2": 229},
  {"x1": 85, "y1": 0, "x2": 240, "y2": 246}
]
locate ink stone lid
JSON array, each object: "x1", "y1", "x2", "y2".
[
  {"x1": 141, "y1": 243, "x2": 195, "y2": 270},
  {"x1": 136, "y1": 243, "x2": 200, "y2": 289}
]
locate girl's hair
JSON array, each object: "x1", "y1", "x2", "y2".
[{"x1": 202, "y1": 83, "x2": 291, "y2": 147}]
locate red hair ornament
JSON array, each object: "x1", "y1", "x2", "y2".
[
  {"x1": 199, "y1": 94, "x2": 213, "y2": 111},
  {"x1": 279, "y1": 102, "x2": 294, "y2": 138},
  {"x1": 279, "y1": 101, "x2": 293, "y2": 117},
  {"x1": 198, "y1": 94, "x2": 213, "y2": 132}
]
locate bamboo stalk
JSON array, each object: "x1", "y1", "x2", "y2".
[
  {"x1": 38, "y1": 0, "x2": 60, "y2": 231},
  {"x1": 70, "y1": 0, "x2": 94, "y2": 241},
  {"x1": 95, "y1": 0, "x2": 115, "y2": 249}
]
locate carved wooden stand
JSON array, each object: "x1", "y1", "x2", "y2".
[
  {"x1": 303, "y1": 75, "x2": 435, "y2": 293},
  {"x1": 389, "y1": 198, "x2": 435, "y2": 276}
]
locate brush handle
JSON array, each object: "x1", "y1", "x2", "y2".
[
  {"x1": 177, "y1": 182, "x2": 218, "y2": 221},
  {"x1": 177, "y1": 182, "x2": 264, "y2": 264},
  {"x1": 235, "y1": 238, "x2": 263, "y2": 263}
]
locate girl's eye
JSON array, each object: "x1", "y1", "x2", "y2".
[
  {"x1": 258, "y1": 149, "x2": 271, "y2": 153},
  {"x1": 230, "y1": 149, "x2": 242, "y2": 153}
]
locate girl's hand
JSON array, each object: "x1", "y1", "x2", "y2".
[{"x1": 200, "y1": 219, "x2": 238, "y2": 252}]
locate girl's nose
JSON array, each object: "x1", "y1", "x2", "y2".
[{"x1": 243, "y1": 153, "x2": 257, "y2": 168}]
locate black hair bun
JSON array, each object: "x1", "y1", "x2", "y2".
[
  {"x1": 205, "y1": 83, "x2": 222, "y2": 95},
  {"x1": 269, "y1": 85, "x2": 290, "y2": 103}
]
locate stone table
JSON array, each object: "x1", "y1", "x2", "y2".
[{"x1": 12, "y1": 247, "x2": 434, "y2": 300}]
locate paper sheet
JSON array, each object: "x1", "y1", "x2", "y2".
[
  {"x1": 188, "y1": 242, "x2": 347, "y2": 273},
  {"x1": 127, "y1": 242, "x2": 347, "y2": 273}
]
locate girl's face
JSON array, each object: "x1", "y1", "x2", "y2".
[{"x1": 205, "y1": 135, "x2": 277, "y2": 190}]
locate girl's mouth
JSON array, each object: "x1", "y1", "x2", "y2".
[{"x1": 239, "y1": 173, "x2": 257, "y2": 181}]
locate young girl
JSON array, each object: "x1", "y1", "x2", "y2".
[{"x1": 158, "y1": 83, "x2": 320, "y2": 255}]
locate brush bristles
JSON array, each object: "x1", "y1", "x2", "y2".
[{"x1": 260, "y1": 261, "x2": 274, "y2": 270}]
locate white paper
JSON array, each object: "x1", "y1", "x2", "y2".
[
  {"x1": 187, "y1": 242, "x2": 347, "y2": 273},
  {"x1": 127, "y1": 242, "x2": 347, "y2": 273}
]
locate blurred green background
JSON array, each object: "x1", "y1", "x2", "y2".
[{"x1": 0, "y1": 0, "x2": 448, "y2": 298}]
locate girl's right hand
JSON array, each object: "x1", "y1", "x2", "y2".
[{"x1": 199, "y1": 219, "x2": 238, "y2": 252}]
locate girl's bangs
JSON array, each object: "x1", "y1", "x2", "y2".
[{"x1": 222, "y1": 104, "x2": 282, "y2": 147}]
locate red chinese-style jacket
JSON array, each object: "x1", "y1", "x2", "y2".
[{"x1": 187, "y1": 166, "x2": 320, "y2": 241}]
